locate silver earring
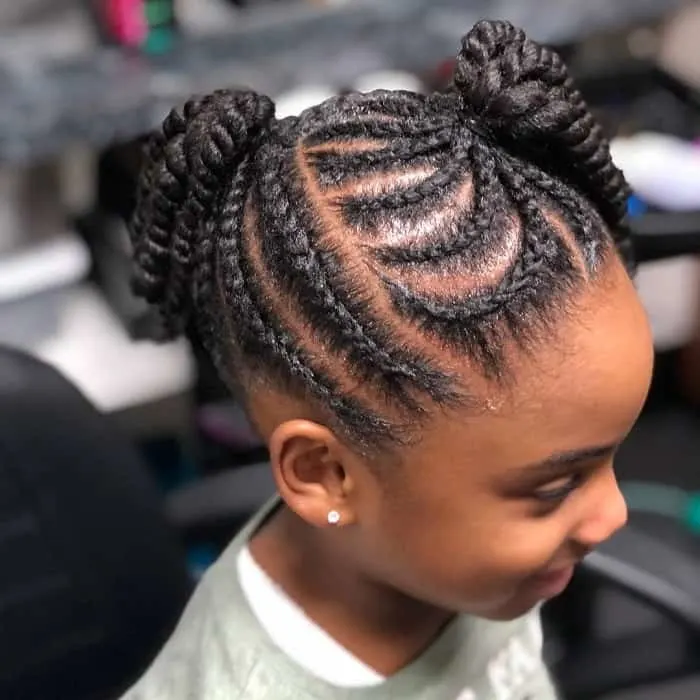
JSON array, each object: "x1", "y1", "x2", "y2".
[{"x1": 327, "y1": 510, "x2": 341, "y2": 525}]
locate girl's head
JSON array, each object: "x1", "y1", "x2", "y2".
[{"x1": 132, "y1": 21, "x2": 653, "y2": 620}]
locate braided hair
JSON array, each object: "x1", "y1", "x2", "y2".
[{"x1": 131, "y1": 20, "x2": 632, "y2": 452}]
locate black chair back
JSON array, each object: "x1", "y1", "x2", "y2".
[{"x1": 0, "y1": 348, "x2": 193, "y2": 700}]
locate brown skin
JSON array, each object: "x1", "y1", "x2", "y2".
[
  {"x1": 678, "y1": 260, "x2": 700, "y2": 403},
  {"x1": 247, "y1": 253, "x2": 654, "y2": 676}
]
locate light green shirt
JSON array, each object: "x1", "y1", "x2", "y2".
[{"x1": 123, "y1": 502, "x2": 558, "y2": 699}]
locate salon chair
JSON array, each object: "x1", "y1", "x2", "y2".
[
  {"x1": 0, "y1": 346, "x2": 273, "y2": 700},
  {"x1": 632, "y1": 211, "x2": 700, "y2": 263},
  {"x1": 544, "y1": 524, "x2": 700, "y2": 699}
]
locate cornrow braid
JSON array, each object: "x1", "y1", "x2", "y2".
[
  {"x1": 253, "y1": 139, "x2": 459, "y2": 414},
  {"x1": 309, "y1": 127, "x2": 455, "y2": 188},
  {"x1": 373, "y1": 141, "x2": 505, "y2": 267},
  {"x1": 298, "y1": 90, "x2": 444, "y2": 136},
  {"x1": 301, "y1": 115, "x2": 456, "y2": 148},
  {"x1": 131, "y1": 20, "x2": 632, "y2": 451},
  {"x1": 214, "y1": 177, "x2": 398, "y2": 447}
]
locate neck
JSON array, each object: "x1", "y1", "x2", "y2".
[{"x1": 249, "y1": 505, "x2": 452, "y2": 677}]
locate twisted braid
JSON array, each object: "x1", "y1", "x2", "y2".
[{"x1": 131, "y1": 90, "x2": 274, "y2": 337}]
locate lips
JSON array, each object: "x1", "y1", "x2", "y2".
[{"x1": 528, "y1": 564, "x2": 576, "y2": 599}]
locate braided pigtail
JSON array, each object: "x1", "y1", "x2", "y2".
[{"x1": 130, "y1": 89, "x2": 275, "y2": 338}]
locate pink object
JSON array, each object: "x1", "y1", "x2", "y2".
[{"x1": 105, "y1": 0, "x2": 148, "y2": 46}]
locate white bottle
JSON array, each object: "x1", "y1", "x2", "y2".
[{"x1": 610, "y1": 132, "x2": 700, "y2": 211}]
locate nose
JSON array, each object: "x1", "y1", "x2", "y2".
[{"x1": 573, "y1": 469, "x2": 628, "y2": 550}]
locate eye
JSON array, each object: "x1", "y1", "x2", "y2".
[{"x1": 533, "y1": 473, "x2": 584, "y2": 504}]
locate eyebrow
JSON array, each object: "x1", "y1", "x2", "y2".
[{"x1": 517, "y1": 443, "x2": 620, "y2": 480}]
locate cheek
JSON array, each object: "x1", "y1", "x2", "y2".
[{"x1": 367, "y1": 493, "x2": 568, "y2": 606}]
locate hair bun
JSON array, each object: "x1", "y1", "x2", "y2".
[
  {"x1": 452, "y1": 20, "x2": 570, "y2": 139},
  {"x1": 451, "y1": 20, "x2": 630, "y2": 234},
  {"x1": 130, "y1": 89, "x2": 275, "y2": 338}
]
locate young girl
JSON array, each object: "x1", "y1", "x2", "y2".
[{"x1": 124, "y1": 20, "x2": 654, "y2": 700}]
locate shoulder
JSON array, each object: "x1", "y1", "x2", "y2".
[
  {"x1": 120, "y1": 562, "x2": 260, "y2": 700},
  {"x1": 122, "y1": 506, "x2": 279, "y2": 699}
]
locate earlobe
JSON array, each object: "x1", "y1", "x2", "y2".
[{"x1": 268, "y1": 420, "x2": 355, "y2": 528}]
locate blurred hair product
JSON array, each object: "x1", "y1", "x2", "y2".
[
  {"x1": 611, "y1": 132, "x2": 700, "y2": 211},
  {"x1": 92, "y1": 0, "x2": 177, "y2": 53},
  {"x1": 627, "y1": 194, "x2": 648, "y2": 218}
]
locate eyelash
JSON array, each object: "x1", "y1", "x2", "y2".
[{"x1": 534, "y1": 473, "x2": 584, "y2": 504}]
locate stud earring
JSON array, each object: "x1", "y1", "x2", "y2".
[{"x1": 327, "y1": 510, "x2": 341, "y2": 525}]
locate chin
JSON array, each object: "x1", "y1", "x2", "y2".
[
  {"x1": 463, "y1": 592, "x2": 542, "y2": 622},
  {"x1": 482, "y1": 600, "x2": 539, "y2": 622},
  {"x1": 465, "y1": 566, "x2": 576, "y2": 621}
]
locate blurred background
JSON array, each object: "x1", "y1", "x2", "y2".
[{"x1": 2, "y1": 1, "x2": 700, "y2": 699}]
